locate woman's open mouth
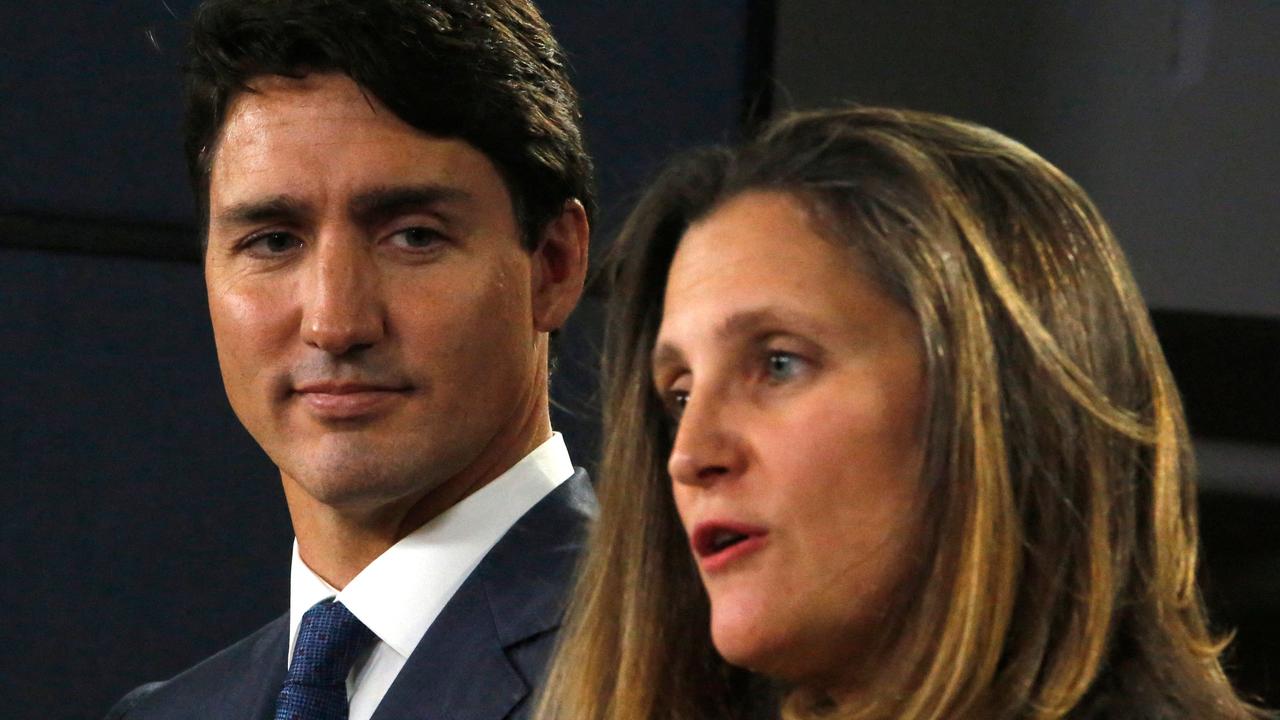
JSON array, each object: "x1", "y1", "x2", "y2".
[{"x1": 690, "y1": 522, "x2": 768, "y2": 572}]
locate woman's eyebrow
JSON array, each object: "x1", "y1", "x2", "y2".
[
  {"x1": 650, "y1": 342, "x2": 685, "y2": 376},
  {"x1": 715, "y1": 307, "x2": 790, "y2": 339},
  {"x1": 651, "y1": 306, "x2": 811, "y2": 373}
]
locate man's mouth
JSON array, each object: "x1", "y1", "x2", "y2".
[
  {"x1": 294, "y1": 380, "x2": 410, "y2": 395},
  {"x1": 292, "y1": 380, "x2": 412, "y2": 419}
]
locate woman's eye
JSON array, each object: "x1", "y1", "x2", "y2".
[
  {"x1": 673, "y1": 390, "x2": 689, "y2": 412},
  {"x1": 669, "y1": 390, "x2": 689, "y2": 418},
  {"x1": 389, "y1": 227, "x2": 445, "y2": 249},
  {"x1": 245, "y1": 231, "x2": 301, "y2": 255},
  {"x1": 662, "y1": 388, "x2": 689, "y2": 422},
  {"x1": 765, "y1": 351, "x2": 803, "y2": 382}
]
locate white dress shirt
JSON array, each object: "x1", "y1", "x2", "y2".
[{"x1": 286, "y1": 432, "x2": 574, "y2": 720}]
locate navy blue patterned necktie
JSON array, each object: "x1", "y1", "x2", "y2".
[{"x1": 274, "y1": 599, "x2": 376, "y2": 720}]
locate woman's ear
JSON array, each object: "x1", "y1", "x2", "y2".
[{"x1": 530, "y1": 198, "x2": 590, "y2": 332}]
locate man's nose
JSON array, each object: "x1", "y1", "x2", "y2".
[
  {"x1": 667, "y1": 390, "x2": 745, "y2": 487},
  {"x1": 299, "y1": 238, "x2": 386, "y2": 356}
]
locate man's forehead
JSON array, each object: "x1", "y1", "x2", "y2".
[
  {"x1": 216, "y1": 73, "x2": 389, "y2": 151},
  {"x1": 209, "y1": 74, "x2": 496, "y2": 211}
]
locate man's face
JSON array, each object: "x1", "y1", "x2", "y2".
[{"x1": 204, "y1": 73, "x2": 555, "y2": 516}]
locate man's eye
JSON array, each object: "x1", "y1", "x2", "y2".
[
  {"x1": 245, "y1": 231, "x2": 301, "y2": 255},
  {"x1": 388, "y1": 227, "x2": 445, "y2": 249}
]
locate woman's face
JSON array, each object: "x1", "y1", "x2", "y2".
[{"x1": 652, "y1": 191, "x2": 928, "y2": 687}]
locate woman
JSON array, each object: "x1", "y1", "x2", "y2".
[{"x1": 536, "y1": 108, "x2": 1264, "y2": 719}]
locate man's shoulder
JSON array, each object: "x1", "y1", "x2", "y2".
[
  {"x1": 515, "y1": 466, "x2": 597, "y2": 536},
  {"x1": 106, "y1": 471, "x2": 595, "y2": 720},
  {"x1": 104, "y1": 613, "x2": 289, "y2": 720},
  {"x1": 474, "y1": 467, "x2": 596, "y2": 640}
]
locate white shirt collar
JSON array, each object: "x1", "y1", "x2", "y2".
[{"x1": 288, "y1": 432, "x2": 574, "y2": 661}]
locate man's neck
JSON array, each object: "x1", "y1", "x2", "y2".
[{"x1": 286, "y1": 405, "x2": 553, "y2": 590}]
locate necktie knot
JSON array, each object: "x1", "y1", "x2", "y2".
[{"x1": 275, "y1": 599, "x2": 375, "y2": 720}]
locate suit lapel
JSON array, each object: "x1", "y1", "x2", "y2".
[
  {"x1": 368, "y1": 578, "x2": 527, "y2": 720},
  {"x1": 237, "y1": 614, "x2": 289, "y2": 720},
  {"x1": 369, "y1": 471, "x2": 595, "y2": 720},
  {"x1": 162, "y1": 612, "x2": 288, "y2": 719}
]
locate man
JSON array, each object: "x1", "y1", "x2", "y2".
[{"x1": 107, "y1": 1, "x2": 594, "y2": 718}]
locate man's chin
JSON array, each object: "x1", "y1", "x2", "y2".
[{"x1": 277, "y1": 451, "x2": 442, "y2": 513}]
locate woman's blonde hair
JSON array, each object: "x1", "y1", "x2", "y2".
[{"x1": 536, "y1": 107, "x2": 1265, "y2": 719}]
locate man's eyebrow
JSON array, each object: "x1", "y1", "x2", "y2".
[
  {"x1": 215, "y1": 195, "x2": 312, "y2": 227},
  {"x1": 212, "y1": 185, "x2": 473, "y2": 229},
  {"x1": 349, "y1": 184, "x2": 473, "y2": 226}
]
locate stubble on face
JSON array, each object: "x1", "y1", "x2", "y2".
[{"x1": 204, "y1": 74, "x2": 551, "y2": 542}]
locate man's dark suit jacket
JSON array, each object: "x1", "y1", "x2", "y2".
[{"x1": 106, "y1": 470, "x2": 595, "y2": 720}]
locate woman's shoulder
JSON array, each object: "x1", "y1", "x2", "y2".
[
  {"x1": 1070, "y1": 658, "x2": 1186, "y2": 720},
  {"x1": 1068, "y1": 655, "x2": 1266, "y2": 720}
]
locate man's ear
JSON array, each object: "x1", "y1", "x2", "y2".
[{"x1": 530, "y1": 199, "x2": 590, "y2": 332}]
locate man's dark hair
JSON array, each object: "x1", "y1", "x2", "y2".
[{"x1": 183, "y1": 0, "x2": 595, "y2": 246}]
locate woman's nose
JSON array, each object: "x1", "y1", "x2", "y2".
[{"x1": 667, "y1": 391, "x2": 746, "y2": 487}]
